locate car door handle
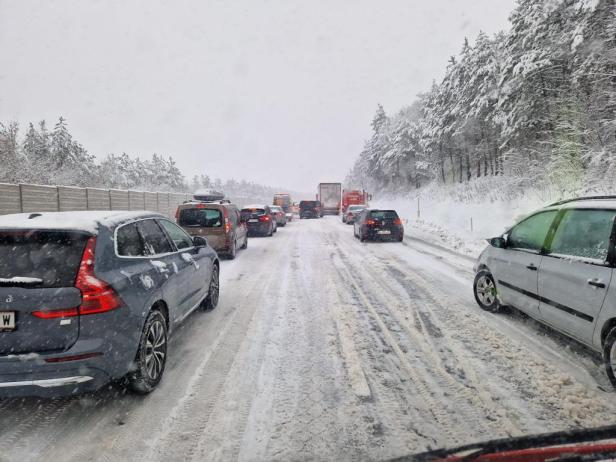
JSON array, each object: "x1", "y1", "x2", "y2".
[
  {"x1": 588, "y1": 279, "x2": 606, "y2": 289},
  {"x1": 526, "y1": 264, "x2": 538, "y2": 271}
]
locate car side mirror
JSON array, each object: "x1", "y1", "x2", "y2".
[
  {"x1": 488, "y1": 236, "x2": 506, "y2": 248},
  {"x1": 193, "y1": 236, "x2": 208, "y2": 247}
]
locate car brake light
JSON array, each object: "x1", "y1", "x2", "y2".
[
  {"x1": 366, "y1": 219, "x2": 376, "y2": 225},
  {"x1": 32, "y1": 238, "x2": 122, "y2": 319},
  {"x1": 175, "y1": 207, "x2": 180, "y2": 219},
  {"x1": 76, "y1": 237, "x2": 122, "y2": 315},
  {"x1": 393, "y1": 218, "x2": 402, "y2": 225},
  {"x1": 259, "y1": 215, "x2": 270, "y2": 222}
]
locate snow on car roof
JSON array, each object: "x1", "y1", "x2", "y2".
[
  {"x1": 0, "y1": 210, "x2": 163, "y2": 234},
  {"x1": 242, "y1": 204, "x2": 267, "y2": 209}
]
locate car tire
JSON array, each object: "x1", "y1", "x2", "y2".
[
  {"x1": 241, "y1": 236, "x2": 247, "y2": 249},
  {"x1": 473, "y1": 270, "x2": 500, "y2": 312},
  {"x1": 360, "y1": 232, "x2": 366, "y2": 242},
  {"x1": 127, "y1": 310, "x2": 168, "y2": 394},
  {"x1": 398, "y1": 235, "x2": 404, "y2": 242},
  {"x1": 201, "y1": 264, "x2": 220, "y2": 311},
  {"x1": 227, "y1": 240, "x2": 237, "y2": 260},
  {"x1": 604, "y1": 327, "x2": 616, "y2": 389}
]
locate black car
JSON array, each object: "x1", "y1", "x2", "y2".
[
  {"x1": 240, "y1": 205, "x2": 276, "y2": 236},
  {"x1": 299, "y1": 201, "x2": 322, "y2": 219},
  {"x1": 353, "y1": 209, "x2": 404, "y2": 242}
]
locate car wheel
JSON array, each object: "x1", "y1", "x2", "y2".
[
  {"x1": 473, "y1": 270, "x2": 500, "y2": 312},
  {"x1": 202, "y1": 264, "x2": 220, "y2": 311},
  {"x1": 127, "y1": 310, "x2": 168, "y2": 394},
  {"x1": 398, "y1": 234, "x2": 404, "y2": 242},
  {"x1": 228, "y1": 240, "x2": 237, "y2": 260},
  {"x1": 360, "y1": 232, "x2": 366, "y2": 242},
  {"x1": 604, "y1": 327, "x2": 616, "y2": 389},
  {"x1": 241, "y1": 236, "x2": 247, "y2": 249}
]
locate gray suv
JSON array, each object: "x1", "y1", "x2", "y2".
[
  {"x1": 473, "y1": 197, "x2": 616, "y2": 387},
  {"x1": 0, "y1": 211, "x2": 219, "y2": 397}
]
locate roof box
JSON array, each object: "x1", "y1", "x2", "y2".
[{"x1": 193, "y1": 188, "x2": 225, "y2": 202}]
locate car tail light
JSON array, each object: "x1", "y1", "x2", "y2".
[
  {"x1": 32, "y1": 308, "x2": 79, "y2": 319},
  {"x1": 33, "y1": 238, "x2": 122, "y2": 319},
  {"x1": 366, "y1": 219, "x2": 376, "y2": 225},
  {"x1": 223, "y1": 208, "x2": 231, "y2": 233},
  {"x1": 76, "y1": 237, "x2": 122, "y2": 315},
  {"x1": 45, "y1": 352, "x2": 103, "y2": 363},
  {"x1": 175, "y1": 207, "x2": 180, "y2": 220},
  {"x1": 259, "y1": 215, "x2": 270, "y2": 222},
  {"x1": 393, "y1": 218, "x2": 402, "y2": 225}
]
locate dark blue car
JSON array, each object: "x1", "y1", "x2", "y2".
[{"x1": 0, "y1": 211, "x2": 220, "y2": 397}]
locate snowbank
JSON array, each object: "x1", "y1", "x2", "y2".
[{"x1": 372, "y1": 188, "x2": 550, "y2": 257}]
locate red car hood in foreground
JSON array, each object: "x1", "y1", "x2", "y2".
[{"x1": 392, "y1": 425, "x2": 616, "y2": 462}]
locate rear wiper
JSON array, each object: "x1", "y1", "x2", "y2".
[
  {"x1": 0, "y1": 276, "x2": 43, "y2": 287},
  {"x1": 396, "y1": 424, "x2": 616, "y2": 462}
]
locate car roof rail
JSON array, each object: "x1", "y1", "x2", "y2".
[{"x1": 548, "y1": 195, "x2": 616, "y2": 207}]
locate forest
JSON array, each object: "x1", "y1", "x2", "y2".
[
  {"x1": 346, "y1": 0, "x2": 616, "y2": 200},
  {"x1": 0, "y1": 117, "x2": 290, "y2": 202}
]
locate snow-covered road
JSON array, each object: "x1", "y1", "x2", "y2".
[{"x1": 2, "y1": 216, "x2": 616, "y2": 461}]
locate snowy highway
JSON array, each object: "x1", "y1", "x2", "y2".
[{"x1": 2, "y1": 216, "x2": 616, "y2": 462}]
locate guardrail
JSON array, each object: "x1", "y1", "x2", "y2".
[{"x1": 0, "y1": 183, "x2": 191, "y2": 218}]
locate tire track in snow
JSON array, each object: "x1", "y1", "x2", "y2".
[
  {"x1": 327, "y1": 225, "x2": 521, "y2": 442},
  {"x1": 326, "y1": 239, "x2": 472, "y2": 447}
]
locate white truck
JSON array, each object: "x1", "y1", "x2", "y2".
[{"x1": 317, "y1": 183, "x2": 342, "y2": 215}]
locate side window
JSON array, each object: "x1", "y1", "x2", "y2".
[
  {"x1": 549, "y1": 209, "x2": 616, "y2": 261},
  {"x1": 137, "y1": 219, "x2": 173, "y2": 255},
  {"x1": 159, "y1": 220, "x2": 194, "y2": 250},
  {"x1": 116, "y1": 223, "x2": 145, "y2": 256},
  {"x1": 508, "y1": 211, "x2": 557, "y2": 252}
]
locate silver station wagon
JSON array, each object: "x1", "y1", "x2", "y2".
[{"x1": 473, "y1": 196, "x2": 616, "y2": 387}]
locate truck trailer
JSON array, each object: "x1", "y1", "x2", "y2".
[{"x1": 317, "y1": 183, "x2": 342, "y2": 215}]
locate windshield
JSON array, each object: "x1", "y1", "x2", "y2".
[
  {"x1": 0, "y1": 230, "x2": 88, "y2": 288},
  {"x1": 2, "y1": 0, "x2": 616, "y2": 460},
  {"x1": 178, "y1": 208, "x2": 223, "y2": 228},
  {"x1": 241, "y1": 208, "x2": 266, "y2": 218},
  {"x1": 369, "y1": 210, "x2": 398, "y2": 220}
]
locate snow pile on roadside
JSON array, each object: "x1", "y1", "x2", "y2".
[{"x1": 372, "y1": 193, "x2": 548, "y2": 257}]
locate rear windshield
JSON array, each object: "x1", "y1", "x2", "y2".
[
  {"x1": 300, "y1": 201, "x2": 318, "y2": 209},
  {"x1": 369, "y1": 210, "x2": 398, "y2": 219},
  {"x1": 241, "y1": 208, "x2": 266, "y2": 219},
  {"x1": 179, "y1": 208, "x2": 223, "y2": 228},
  {"x1": 0, "y1": 231, "x2": 88, "y2": 288}
]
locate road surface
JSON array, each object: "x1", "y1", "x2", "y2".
[{"x1": 1, "y1": 217, "x2": 616, "y2": 462}]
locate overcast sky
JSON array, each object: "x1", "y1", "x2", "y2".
[{"x1": 0, "y1": 0, "x2": 514, "y2": 192}]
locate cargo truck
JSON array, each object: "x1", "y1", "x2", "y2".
[
  {"x1": 317, "y1": 183, "x2": 342, "y2": 215},
  {"x1": 341, "y1": 189, "x2": 370, "y2": 213}
]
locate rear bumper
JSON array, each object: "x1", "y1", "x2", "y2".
[
  {"x1": 364, "y1": 228, "x2": 403, "y2": 240},
  {"x1": 246, "y1": 224, "x2": 270, "y2": 235},
  {"x1": 0, "y1": 363, "x2": 111, "y2": 397}
]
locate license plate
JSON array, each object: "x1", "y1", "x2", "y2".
[
  {"x1": 377, "y1": 230, "x2": 391, "y2": 235},
  {"x1": 248, "y1": 219, "x2": 258, "y2": 223},
  {"x1": 0, "y1": 311, "x2": 15, "y2": 331}
]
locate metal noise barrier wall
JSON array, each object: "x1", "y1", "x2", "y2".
[{"x1": 0, "y1": 183, "x2": 191, "y2": 218}]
